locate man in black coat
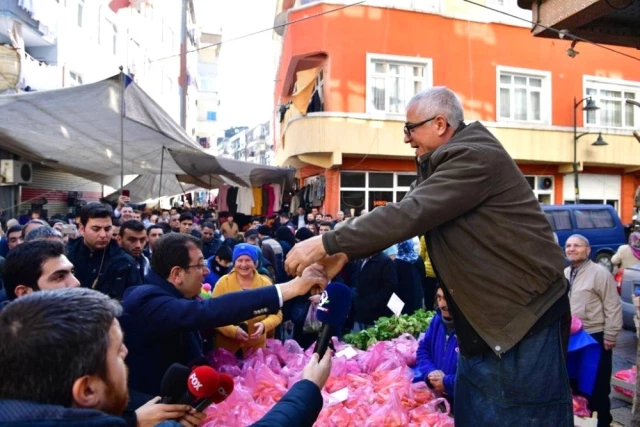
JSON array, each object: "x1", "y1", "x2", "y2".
[
  {"x1": 353, "y1": 251, "x2": 398, "y2": 329},
  {"x1": 67, "y1": 203, "x2": 141, "y2": 300}
]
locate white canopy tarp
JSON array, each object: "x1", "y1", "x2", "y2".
[{"x1": 0, "y1": 74, "x2": 296, "y2": 202}]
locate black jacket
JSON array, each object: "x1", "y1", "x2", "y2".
[
  {"x1": 0, "y1": 399, "x2": 127, "y2": 426},
  {"x1": 354, "y1": 252, "x2": 397, "y2": 325},
  {"x1": 67, "y1": 239, "x2": 142, "y2": 300},
  {"x1": 201, "y1": 238, "x2": 222, "y2": 260},
  {"x1": 120, "y1": 270, "x2": 281, "y2": 396}
]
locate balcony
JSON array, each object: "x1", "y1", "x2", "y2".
[
  {"x1": 276, "y1": 112, "x2": 640, "y2": 172},
  {"x1": 0, "y1": 0, "x2": 57, "y2": 47}
]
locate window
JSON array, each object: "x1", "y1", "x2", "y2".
[
  {"x1": 574, "y1": 209, "x2": 615, "y2": 229},
  {"x1": 497, "y1": 66, "x2": 551, "y2": 123},
  {"x1": 77, "y1": 0, "x2": 84, "y2": 27},
  {"x1": 545, "y1": 211, "x2": 572, "y2": 231},
  {"x1": 339, "y1": 171, "x2": 414, "y2": 214},
  {"x1": 584, "y1": 77, "x2": 640, "y2": 128},
  {"x1": 68, "y1": 71, "x2": 83, "y2": 87},
  {"x1": 366, "y1": 54, "x2": 432, "y2": 114},
  {"x1": 206, "y1": 111, "x2": 217, "y2": 121},
  {"x1": 101, "y1": 17, "x2": 118, "y2": 56},
  {"x1": 524, "y1": 175, "x2": 554, "y2": 204}
]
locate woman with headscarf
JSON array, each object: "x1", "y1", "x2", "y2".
[
  {"x1": 212, "y1": 244, "x2": 283, "y2": 355},
  {"x1": 394, "y1": 238, "x2": 425, "y2": 315},
  {"x1": 612, "y1": 232, "x2": 640, "y2": 270}
]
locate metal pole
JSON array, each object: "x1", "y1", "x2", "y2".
[
  {"x1": 158, "y1": 146, "x2": 165, "y2": 199},
  {"x1": 119, "y1": 66, "x2": 125, "y2": 190},
  {"x1": 179, "y1": 0, "x2": 188, "y2": 130},
  {"x1": 573, "y1": 97, "x2": 580, "y2": 204}
]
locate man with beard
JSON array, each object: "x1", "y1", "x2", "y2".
[
  {"x1": 67, "y1": 203, "x2": 141, "y2": 300},
  {"x1": 117, "y1": 221, "x2": 151, "y2": 279},
  {"x1": 0, "y1": 288, "x2": 205, "y2": 426},
  {"x1": 200, "y1": 222, "x2": 221, "y2": 260}
]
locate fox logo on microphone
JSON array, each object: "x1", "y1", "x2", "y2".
[
  {"x1": 217, "y1": 386, "x2": 229, "y2": 398},
  {"x1": 189, "y1": 372, "x2": 203, "y2": 391}
]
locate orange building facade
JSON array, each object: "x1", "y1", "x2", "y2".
[{"x1": 272, "y1": 1, "x2": 640, "y2": 222}]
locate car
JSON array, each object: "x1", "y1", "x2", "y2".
[
  {"x1": 543, "y1": 204, "x2": 626, "y2": 272},
  {"x1": 616, "y1": 263, "x2": 640, "y2": 330}
]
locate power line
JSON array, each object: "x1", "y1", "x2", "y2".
[
  {"x1": 149, "y1": 1, "x2": 367, "y2": 64},
  {"x1": 463, "y1": 0, "x2": 640, "y2": 63}
]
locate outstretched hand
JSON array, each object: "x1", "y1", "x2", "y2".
[{"x1": 286, "y1": 236, "x2": 327, "y2": 277}]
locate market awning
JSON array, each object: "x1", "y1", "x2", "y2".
[
  {"x1": 0, "y1": 74, "x2": 297, "y2": 202},
  {"x1": 0, "y1": 74, "x2": 202, "y2": 187},
  {"x1": 170, "y1": 150, "x2": 296, "y2": 189}
]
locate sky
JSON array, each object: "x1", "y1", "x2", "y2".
[{"x1": 195, "y1": 0, "x2": 278, "y2": 132}]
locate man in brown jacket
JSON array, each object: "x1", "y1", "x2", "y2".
[
  {"x1": 565, "y1": 234, "x2": 622, "y2": 427},
  {"x1": 286, "y1": 87, "x2": 572, "y2": 425}
]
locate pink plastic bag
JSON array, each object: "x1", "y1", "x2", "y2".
[
  {"x1": 265, "y1": 338, "x2": 289, "y2": 364},
  {"x1": 209, "y1": 348, "x2": 238, "y2": 370},
  {"x1": 283, "y1": 339, "x2": 303, "y2": 354},
  {"x1": 613, "y1": 366, "x2": 637, "y2": 398},
  {"x1": 571, "y1": 316, "x2": 583, "y2": 334},
  {"x1": 364, "y1": 390, "x2": 409, "y2": 427},
  {"x1": 360, "y1": 341, "x2": 385, "y2": 373},
  {"x1": 572, "y1": 394, "x2": 591, "y2": 417}
]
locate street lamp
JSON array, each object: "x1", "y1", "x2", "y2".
[
  {"x1": 627, "y1": 99, "x2": 640, "y2": 109},
  {"x1": 573, "y1": 97, "x2": 604, "y2": 204}
]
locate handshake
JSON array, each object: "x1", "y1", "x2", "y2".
[{"x1": 283, "y1": 235, "x2": 349, "y2": 297}]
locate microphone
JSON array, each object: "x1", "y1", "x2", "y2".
[
  {"x1": 175, "y1": 365, "x2": 220, "y2": 406},
  {"x1": 159, "y1": 363, "x2": 191, "y2": 404},
  {"x1": 312, "y1": 282, "x2": 353, "y2": 358},
  {"x1": 193, "y1": 373, "x2": 235, "y2": 411}
]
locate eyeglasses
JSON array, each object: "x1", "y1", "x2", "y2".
[{"x1": 404, "y1": 116, "x2": 451, "y2": 138}]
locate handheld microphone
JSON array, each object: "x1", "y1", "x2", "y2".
[
  {"x1": 159, "y1": 363, "x2": 191, "y2": 404},
  {"x1": 312, "y1": 282, "x2": 353, "y2": 358},
  {"x1": 193, "y1": 373, "x2": 235, "y2": 411},
  {"x1": 176, "y1": 366, "x2": 220, "y2": 406}
]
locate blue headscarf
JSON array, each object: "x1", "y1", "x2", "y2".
[{"x1": 397, "y1": 238, "x2": 419, "y2": 262}]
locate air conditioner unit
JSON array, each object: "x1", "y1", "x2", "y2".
[
  {"x1": 0, "y1": 160, "x2": 33, "y2": 185},
  {"x1": 538, "y1": 176, "x2": 554, "y2": 190}
]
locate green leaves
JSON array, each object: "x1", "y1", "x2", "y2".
[{"x1": 344, "y1": 309, "x2": 435, "y2": 350}]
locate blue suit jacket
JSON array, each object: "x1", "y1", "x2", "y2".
[
  {"x1": 251, "y1": 380, "x2": 323, "y2": 427},
  {"x1": 120, "y1": 270, "x2": 280, "y2": 397}
]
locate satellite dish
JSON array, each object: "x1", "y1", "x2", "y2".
[{"x1": 274, "y1": 11, "x2": 287, "y2": 36}]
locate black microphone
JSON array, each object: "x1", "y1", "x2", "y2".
[
  {"x1": 159, "y1": 363, "x2": 191, "y2": 404},
  {"x1": 313, "y1": 282, "x2": 353, "y2": 357}
]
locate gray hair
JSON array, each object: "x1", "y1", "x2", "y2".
[
  {"x1": 568, "y1": 234, "x2": 590, "y2": 247},
  {"x1": 407, "y1": 87, "x2": 464, "y2": 128},
  {"x1": 24, "y1": 226, "x2": 63, "y2": 243}
]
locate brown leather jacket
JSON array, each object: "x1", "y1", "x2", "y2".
[{"x1": 323, "y1": 121, "x2": 566, "y2": 355}]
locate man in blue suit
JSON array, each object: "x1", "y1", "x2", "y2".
[{"x1": 120, "y1": 233, "x2": 328, "y2": 401}]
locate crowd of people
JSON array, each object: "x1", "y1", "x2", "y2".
[{"x1": 0, "y1": 86, "x2": 627, "y2": 426}]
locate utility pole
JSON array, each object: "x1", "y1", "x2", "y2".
[{"x1": 179, "y1": 0, "x2": 188, "y2": 130}]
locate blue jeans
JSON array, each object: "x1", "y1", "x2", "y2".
[{"x1": 455, "y1": 319, "x2": 573, "y2": 426}]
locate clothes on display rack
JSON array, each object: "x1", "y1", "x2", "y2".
[
  {"x1": 214, "y1": 184, "x2": 288, "y2": 217},
  {"x1": 289, "y1": 176, "x2": 325, "y2": 212}
]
